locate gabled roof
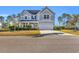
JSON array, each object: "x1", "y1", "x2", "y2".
[
  {"x1": 21, "y1": 6, "x2": 55, "y2": 15},
  {"x1": 40, "y1": 6, "x2": 55, "y2": 14},
  {"x1": 27, "y1": 10, "x2": 40, "y2": 14}
]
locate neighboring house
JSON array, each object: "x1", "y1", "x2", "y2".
[{"x1": 18, "y1": 6, "x2": 55, "y2": 30}]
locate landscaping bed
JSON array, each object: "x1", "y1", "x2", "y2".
[{"x1": 0, "y1": 30, "x2": 40, "y2": 36}]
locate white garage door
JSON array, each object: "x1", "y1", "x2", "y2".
[{"x1": 39, "y1": 22, "x2": 53, "y2": 30}]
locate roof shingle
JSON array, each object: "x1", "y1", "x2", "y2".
[{"x1": 27, "y1": 10, "x2": 40, "y2": 14}]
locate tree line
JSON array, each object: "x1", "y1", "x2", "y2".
[{"x1": 57, "y1": 13, "x2": 79, "y2": 31}]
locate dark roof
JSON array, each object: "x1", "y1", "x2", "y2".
[
  {"x1": 20, "y1": 20, "x2": 38, "y2": 21},
  {"x1": 21, "y1": 7, "x2": 55, "y2": 15},
  {"x1": 27, "y1": 10, "x2": 40, "y2": 14}
]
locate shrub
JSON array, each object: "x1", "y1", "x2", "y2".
[
  {"x1": 9, "y1": 26, "x2": 14, "y2": 31},
  {"x1": 14, "y1": 25, "x2": 32, "y2": 30},
  {"x1": 54, "y1": 26, "x2": 65, "y2": 30},
  {"x1": 60, "y1": 26, "x2": 65, "y2": 29},
  {"x1": 54, "y1": 26, "x2": 60, "y2": 30},
  {"x1": 26, "y1": 25, "x2": 32, "y2": 30}
]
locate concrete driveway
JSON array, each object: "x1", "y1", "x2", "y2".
[{"x1": 0, "y1": 33, "x2": 78, "y2": 53}]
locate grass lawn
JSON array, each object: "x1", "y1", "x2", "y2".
[
  {"x1": 0, "y1": 30, "x2": 40, "y2": 36},
  {"x1": 62, "y1": 30, "x2": 79, "y2": 35}
]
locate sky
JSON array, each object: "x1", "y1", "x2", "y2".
[{"x1": 0, "y1": 6, "x2": 79, "y2": 25}]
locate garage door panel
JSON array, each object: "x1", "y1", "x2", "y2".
[{"x1": 39, "y1": 23, "x2": 53, "y2": 30}]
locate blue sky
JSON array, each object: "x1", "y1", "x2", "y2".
[{"x1": 0, "y1": 6, "x2": 79, "y2": 25}]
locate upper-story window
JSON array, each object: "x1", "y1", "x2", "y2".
[
  {"x1": 44, "y1": 15, "x2": 49, "y2": 19},
  {"x1": 25, "y1": 16, "x2": 27, "y2": 19},
  {"x1": 31, "y1": 15, "x2": 36, "y2": 20}
]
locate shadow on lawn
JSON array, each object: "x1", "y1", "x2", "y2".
[{"x1": 33, "y1": 33, "x2": 64, "y2": 37}]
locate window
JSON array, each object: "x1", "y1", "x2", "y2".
[
  {"x1": 44, "y1": 15, "x2": 47, "y2": 19},
  {"x1": 25, "y1": 16, "x2": 27, "y2": 19},
  {"x1": 44, "y1": 15, "x2": 49, "y2": 19},
  {"x1": 31, "y1": 15, "x2": 36, "y2": 19},
  {"x1": 47, "y1": 15, "x2": 49, "y2": 19}
]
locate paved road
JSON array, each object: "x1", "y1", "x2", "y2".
[{"x1": 0, "y1": 34, "x2": 79, "y2": 53}]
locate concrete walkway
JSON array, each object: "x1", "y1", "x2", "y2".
[
  {"x1": 40, "y1": 30, "x2": 63, "y2": 34},
  {"x1": 40, "y1": 30, "x2": 76, "y2": 36}
]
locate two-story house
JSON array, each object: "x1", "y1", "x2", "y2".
[{"x1": 18, "y1": 6, "x2": 55, "y2": 30}]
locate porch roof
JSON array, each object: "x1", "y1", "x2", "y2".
[{"x1": 19, "y1": 20, "x2": 38, "y2": 21}]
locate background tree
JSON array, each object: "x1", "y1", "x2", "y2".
[
  {"x1": 62, "y1": 13, "x2": 68, "y2": 26},
  {"x1": 67, "y1": 14, "x2": 79, "y2": 31},
  {"x1": 58, "y1": 16, "x2": 63, "y2": 30},
  {"x1": 0, "y1": 16, "x2": 4, "y2": 30},
  {"x1": 65, "y1": 14, "x2": 72, "y2": 28},
  {"x1": 72, "y1": 15, "x2": 79, "y2": 31},
  {"x1": 6, "y1": 15, "x2": 16, "y2": 31},
  {"x1": 59, "y1": 13, "x2": 72, "y2": 28},
  {"x1": 58, "y1": 16, "x2": 63, "y2": 26}
]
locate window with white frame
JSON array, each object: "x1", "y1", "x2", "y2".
[
  {"x1": 25, "y1": 16, "x2": 27, "y2": 19},
  {"x1": 31, "y1": 15, "x2": 36, "y2": 20},
  {"x1": 44, "y1": 15, "x2": 49, "y2": 19}
]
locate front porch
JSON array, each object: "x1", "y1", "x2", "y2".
[{"x1": 18, "y1": 22, "x2": 39, "y2": 29}]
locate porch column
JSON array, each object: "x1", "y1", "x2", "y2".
[
  {"x1": 21, "y1": 23, "x2": 24, "y2": 28},
  {"x1": 28, "y1": 22, "x2": 29, "y2": 25}
]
